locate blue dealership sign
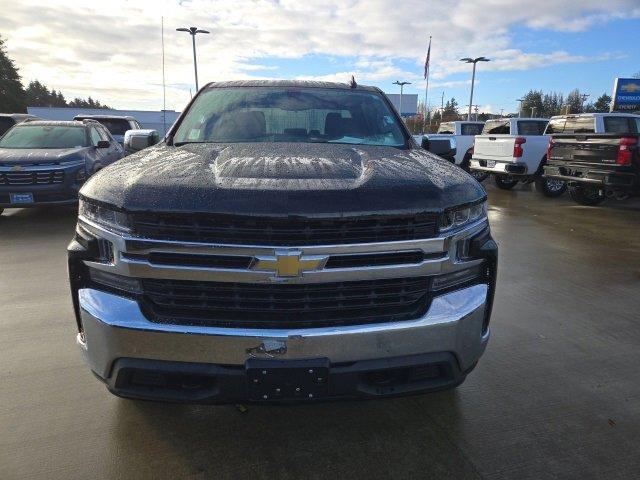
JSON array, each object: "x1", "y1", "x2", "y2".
[{"x1": 611, "y1": 78, "x2": 640, "y2": 112}]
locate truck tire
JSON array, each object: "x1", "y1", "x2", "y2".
[
  {"x1": 493, "y1": 175, "x2": 518, "y2": 190},
  {"x1": 534, "y1": 176, "x2": 567, "y2": 197},
  {"x1": 568, "y1": 185, "x2": 606, "y2": 206},
  {"x1": 461, "y1": 154, "x2": 489, "y2": 182}
]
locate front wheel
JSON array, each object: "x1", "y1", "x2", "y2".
[
  {"x1": 493, "y1": 175, "x2": 519, "y2": 190},
  {"x1": 534, "y1": 177, "x2": 567, "y2": 197},
  {"x1": 568, "y1": 185, "x2": 606, "y2": 206}
]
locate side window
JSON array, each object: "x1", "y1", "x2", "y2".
[
  {"x1": 90, "y1": 127, "x2": 102, "y2": 145},
  {"x1": 633, "y1": 118, "x2": 640, "y2": 134},
  {"x1": 604, "y1": 117, "x2": 633, "y2": 134}
]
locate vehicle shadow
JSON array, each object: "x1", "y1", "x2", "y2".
[
  {"x1": 0, "y1": 206, "x2": 78, "y2": 240},
  {"x1": 109, "y1": 390, "x2": 480, "y2": 480}
]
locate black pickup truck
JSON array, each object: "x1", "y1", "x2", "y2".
[
  {"x1": 544, "y1": 113, "x2": 640, "y2": 205},
  {"x1": 68, "y1": 80, "x2": 497, "y2": 404}
]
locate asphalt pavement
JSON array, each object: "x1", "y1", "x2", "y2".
[{"x1": 1, "y1": 182, "x2": 639, "y2": 480}]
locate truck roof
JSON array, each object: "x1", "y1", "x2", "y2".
[
  {"x1": 549, "y1": 112, "x2": 640, "y2": 119},
  {"x1": 73, "y1": 114, "x2": 137, "y2": 121},
  {"x1": 19, "y1": 120, "x2": 91, "y2": 127},
  {"x1": 203, "y1": 79, "x2": 381, "y2": 93},
  {"x1": 488, "y1": 117, "x2": 549, "y2": 122}
]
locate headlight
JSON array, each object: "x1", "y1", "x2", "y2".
[
  {"x1": 78, "y1": 199, "x2": 131, "y2": 233},
  {"x1": 440, "y1": 201, "x2": 487, "y2": 232}
]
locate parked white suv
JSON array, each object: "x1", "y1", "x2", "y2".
[{"x1": 470, "y1": 118, "x2": 566, "y2": 197}]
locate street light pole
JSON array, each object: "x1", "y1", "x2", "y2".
[
  {"x1": 393, "y1": 80, "x2": 411, "y2": 118},
  {"x1": 460, "y1": 56, "x2": 490, "y2": 121},
  {"x1": 516, "y1": 98, "x2": 525, "y2": 118},
  {"x1": 177, "y1": 26, "x2": 210, "y2": 92}
]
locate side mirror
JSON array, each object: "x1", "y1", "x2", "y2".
[
  {"x1": 96, "y1": 140, "x2": 110, "y2": 149},
  {"x1": 124, "y1": 129, "x2": 160, "y2": 154}
]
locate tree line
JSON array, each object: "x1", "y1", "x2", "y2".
[
  {"x1": 519, "y1": 89, "x2": 611, "y2": 118},
  {"x1": 0, "y1": 35, "x2": 110, "y2": 113}
]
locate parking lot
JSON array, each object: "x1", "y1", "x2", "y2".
[{"x1": 1, "y1": 184, "x2": 639, "y2": 480}]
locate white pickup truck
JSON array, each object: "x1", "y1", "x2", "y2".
[
  {"x1": 470, "y1": 118, "x2": 566, "y2": 197},
  {"x1": 425, "y1": 121, "x2": 485, "y2": 179}
]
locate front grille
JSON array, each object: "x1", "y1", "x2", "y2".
[
  {"x1": 141, "y1": 276, "x2": 431, "y2": 328},
  {"x1": 129, "y1": 213, "x2": 439, "y2": 246},
  {"x1": 0, "y1": 170, "x2": 65, "y2": 185}
]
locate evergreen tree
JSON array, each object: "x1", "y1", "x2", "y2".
[
  {"x1": 592, "y1": 93, "x2": 612, "y2": 112},
  {"x1": 0, "y1": 35, "x2": 26, "y2": 113},
  {"x1": 521, "y1": 90, "x2": 544, "y2": 117}
]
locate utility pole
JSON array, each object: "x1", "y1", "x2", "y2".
[
  {"x1": 580, "y1": 93, "x2": 590, "y2": 112},
  {"x1": 176, "y1": 26, "x2": 210, "y2": 92}
]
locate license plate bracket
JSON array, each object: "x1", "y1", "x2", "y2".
[
  {"x1": 10, "y1": 192, "x2": 34, "y2": 204},
  {"x1": 246, "y1": 358, "x2": 329, "y2": 401}
]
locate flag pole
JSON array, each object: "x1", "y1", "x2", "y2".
[
  {"x1": 424, "y1": 36, "x2": 432, "y2": 132},
  {"x1": 162, "y1": 16, "x2": 167, "y2": 136}
]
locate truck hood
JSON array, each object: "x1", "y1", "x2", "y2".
[
  {"x1": 80, "y1": 142, "x2": 485, "y2": 216},
  {"x1": 0, "y1": 147, "x2": 87, "y2": 165}
]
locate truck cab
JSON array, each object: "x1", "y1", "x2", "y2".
[
  {"x1": 544, "y1": 113, "x2": 640, "y2": 205},
  {"x1": 470, "y1": 118, "x2": 566, "y2": 197}
]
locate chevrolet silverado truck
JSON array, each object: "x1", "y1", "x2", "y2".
[
  {"x1": 68, "y1": 80, "x2": 497, "y2": 404},
  {"x1": 470, "y1": 118, "x2": 567, "y2": 197},
  {"x1": 0, "y1": 120, "x2": 123, "y2": 215},
  {"x1": 544, "y1": 113, "x2": 640, "y2": 205}
]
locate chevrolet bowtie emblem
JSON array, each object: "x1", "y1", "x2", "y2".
[
  {"x1": 11, "y1": 165, "x2": 23, "y2": 172},
  {"x1": 251, "y1": 250, "x2": 328, "y2": 278}
]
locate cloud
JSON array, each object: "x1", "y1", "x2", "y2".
[{"x1": 0, "y1": 0, "x2": 637, "y2": 110}]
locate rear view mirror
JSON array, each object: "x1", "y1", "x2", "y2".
[{"x1": 124, "y1": 129, "x2": 160, "y2": 154}]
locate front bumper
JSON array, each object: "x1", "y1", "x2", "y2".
[
  {"x1": 77, "y1": 284, "x2": 490, "y2": 403},
  {"x1": 470, "y1": 158, "x2": 528, "y2": 175},
  {"x1": 544, "y1": 163, "x2": 638, "y2": 193},
  {"x1": 0, "y1": 163, "x2": 86, "y2": 208}
]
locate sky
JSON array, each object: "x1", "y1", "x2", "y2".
[{"x1": 1, "y1": 0, "x2": 639, "y2": 114}]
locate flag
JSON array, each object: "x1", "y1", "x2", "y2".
[{"x1": 424, "y1": 37, "x2": 432, "y2": 80}]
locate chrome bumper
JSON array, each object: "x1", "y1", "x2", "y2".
[
  {"x1": 78, "y1": 284, "x2": 490, "y2": 380},
  {"x1": 470, "y1": 158, "x2": 528, "y2": 175}
]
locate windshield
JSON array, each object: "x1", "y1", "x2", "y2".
[
  {"x1": 546, "y1": 116, "x2": 595, "y2": 134},
  {"x1": 482, "y1": 120, "x2": 511, "y2": 134},
  {"x1": 437, "y1": 122, "x2": 455, "y2": 134},
  {"x1": 0, "y1": 125, "x2": 88, "y2": 149},
  {"x1": 173, "y1": 87, "x2": 407, "y2": 147}
]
